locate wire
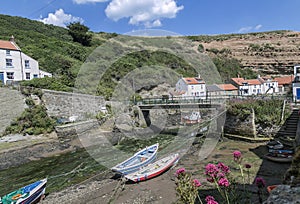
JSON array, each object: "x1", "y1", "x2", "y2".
[{"x1": 28, "y1": 0, "x2": 59, "y2": 18}]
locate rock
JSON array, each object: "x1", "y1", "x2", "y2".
[{"x1": 266, "y1": 185, "x2": 300, "y2": 203}]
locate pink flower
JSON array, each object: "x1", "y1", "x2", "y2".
[
  {"x1": 206, "y1": 195, "x2": 218, "y2": 204},
  {"x1": 255, "y1": 177, "x2": 266, "y2": 188},
  {"x1": 192, "y1": 179, "x2": 201, "y2": 187},
  {"x1": 205, "y1": 163, "x2": 218, "y2": 177},
  {"x1": 245, "y1": 163, "x2": 252, "y2": 169},
  {"x1": 217, "y1": 162, "x2": 230, "y2": 174},
  {"x1": 218, "y1": 177, "x2": 230, "y2": 187},
  {"x1": 206, "y1": 177, "x2": 214, "y2": 183},
  {"x1": 175, "y1": 168, "x2": 186, "y2": 176},
  {"x1": 233, "y1": 151, "x2": 242, "y2": 163},
  {"x1": 233, "y1": 151, "x2": 242, "y2": 159}
]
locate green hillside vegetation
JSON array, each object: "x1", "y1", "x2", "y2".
[{"x1": 1, "y1": 14, "x2": 255, "y2": 97}]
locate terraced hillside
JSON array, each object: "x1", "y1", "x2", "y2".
[{"x1": 193, "y1": 31, "x2": 300, "y2": 75}]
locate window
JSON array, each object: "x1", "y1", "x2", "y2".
[
  {"x1": 6, "y1": 50, "x2": 10, "y2": 56},
  {"x1": 26, "y1": 73, "x2": 30, "y2": 80},
  {"x1": 25, "y1": 60, "x2": 30, "y2": 69},
  {"x1": 7, "y1": 72, "x2": 14, "y2": 79},
  {"x1": 6, "y1": 59, "x2": 13, "y2": 67},
  {"x1": 33, "y1": 74, "x2": 38, "y2": 78}
]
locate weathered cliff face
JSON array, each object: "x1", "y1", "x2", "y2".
[{"x1": 200, "y1": 31, "x2": 300, "y2": 75}]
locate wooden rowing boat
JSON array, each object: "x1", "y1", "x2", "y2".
[
  {"x1": 111, "y1": 143, "x2": 159, "y2": 175},
  {"x1": 125, "y1": 153, "x2": 179, "y2": 182},
  {"x1": 0, "y1": 178, "x2": 47, "y2": 204},
  {"x1": 264, "y1": 153, "x2": 293, "y2": 163}
]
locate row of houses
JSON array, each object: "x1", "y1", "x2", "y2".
[
  {"x1": 173, "y1": 71, "x2": 295, "y2": 99},
  {"x1": 0, "y1": 36, "x2": 51, "y2": 85}
]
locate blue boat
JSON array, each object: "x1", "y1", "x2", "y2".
[
  {"x1": 111, "y1": 143, "x2": 159, "y2": 175},
  {"x1": 0, "y1": 178, "x2": 47, "y2": 204}
]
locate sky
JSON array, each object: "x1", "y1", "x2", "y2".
[{"x1": 0, "y1": 0, "x2": 299, "y2": 36}]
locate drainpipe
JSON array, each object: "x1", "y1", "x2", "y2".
[{"x1": 19, "y1": 51, "x2": 24, "y2": 81}]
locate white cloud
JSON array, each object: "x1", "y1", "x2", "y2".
[
  {"x1": 39, "y1": 9, "x2": 83, "y2": 27},
  {"x1": 105, "y1": 0, "x2": 184, "y2": 28},
  {"x1": 73, "y1": 0, "x2": 109, "y2": 4},
  {"x1": 237, "y1": 24, "x2": 263, "y2": 33},
  {"x1": 255, "y1": 24, "x2": 262, "y2": 30}
]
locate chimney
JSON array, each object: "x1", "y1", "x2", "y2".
[
  {"x1": 257, "y1": 74, "x2": 260, "y2": 79},
  {"x1": 198, "y1": 73, "x2": 201, "y2": 79},
  {"x1": 9, "y1": 35, "x2": 15, "y2": 42}
]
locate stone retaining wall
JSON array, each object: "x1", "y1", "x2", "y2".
[{"x1": 42, "y1": 89, "x2": 105, "y2": 119}]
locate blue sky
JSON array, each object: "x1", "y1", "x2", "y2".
[{"x1": 0, "y1": 0, "x2": 299, "y2": 35}]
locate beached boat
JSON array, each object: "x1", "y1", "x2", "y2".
[
  {"x1": 125, "y1": 153, "x2": 179, "y2": 182},
  {"x1": 264, "y1": 153, "x2": 293, "y2": 163},
  {"x1": 0, "y1": 178, "x2": 47, "y2": 204},
  {"x1": 267, "y1": 140, "x2": 284, "y2": 150},
  {"x1": 181, "y1": 111, "x2": 201, "y2": 125},
  {"x1": 111, "y1": 143, "x2": 159, "y2": 175},
  {"x1": 268, "y1": 149, "x2": 294, "y2": 154}
]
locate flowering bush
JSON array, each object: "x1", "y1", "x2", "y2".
[
  {"x1": 175, "y1": 151, "x2": 266, "y2": 204},
  {"x1": 175, "y1": 168, "x2": 202, "y2": 203}
]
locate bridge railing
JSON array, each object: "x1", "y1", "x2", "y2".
[{"x1": 133, "y1": 94, "x2": 293, "y2": 106}]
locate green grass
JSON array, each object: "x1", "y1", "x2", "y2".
[{"x1": 0, "y1": 148, "x2": 106, "y2": 196}]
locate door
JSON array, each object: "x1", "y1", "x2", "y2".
[
  {"x1": 0, "y1": 72, "x2": 4, "y2": 84},
  {"x1": 296, "y1": 88, "x2": 300, "y2": 100}
]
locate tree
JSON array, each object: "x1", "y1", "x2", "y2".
[{"x1": 67, "y1": 22, "x2": 92, "y2": 46}]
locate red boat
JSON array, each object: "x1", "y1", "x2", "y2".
[{"x1": 125, "y1": 153, "x2": 179, "y2": 182}]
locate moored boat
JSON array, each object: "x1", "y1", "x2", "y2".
[
  {"x1": 111, "y1": 143, "x2": 159, "y2": 175},
  {"x1": 0, "y1": 178, "x2": 47, "y2": 204},
  {"x1": 125, "y1": 153, "x2": 179, "y2": 182},
  {"x1": 181, "y1": 111, "x2": 201, "y2": 125},
  {"x1": 267, "y1": 140, "x2": 284, "y2": 150},
  {"x1": 264, "y1": 153, "x2": 293, "y2": 163}
]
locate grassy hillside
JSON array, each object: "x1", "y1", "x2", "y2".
[{"x1": 0, "y1": 14, "x2": 256, "y2": 97}]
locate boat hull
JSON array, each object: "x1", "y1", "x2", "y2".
[
  {"x1": 0, "y1": 179, "x2": 47, "y2": 204},
  {"x1": 111, "y1": 143, "x2": 159, "y2": 175},
  {"x1": 264, "y1": 154, "x2": 293, "y2": 163},
  {"x1": 125, "y1": 153, "x2": 179, "y2": 182}
]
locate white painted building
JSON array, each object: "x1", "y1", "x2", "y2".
[
  {"x1": 292, "y1": 64, "x2": 300, "y2": 101},
  {"x1": 0, "y1": 36, "x2": 51, "y2": 84},
  {"x1": 258, "y1": 75, "x2": 279, "y2": 94},
  {"x1": 231, "y1": 76, "x2": 279, "y2": 96},
  {"x1": 175, "y1": 76, "x2": 206, "y2": 99}
]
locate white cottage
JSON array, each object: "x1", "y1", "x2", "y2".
[
  {"x1": 0, "y1": 36, "x2": 51, "y2": 84},
  {"x1": 231, "y1": 76, "x2": 279, "y2": 96},
  {"x1": 292, "y1": 64, "x2": 300, "y2": 101},
  {"x1": 175, "y1": 76, "x2": 206, "y2": 99}
]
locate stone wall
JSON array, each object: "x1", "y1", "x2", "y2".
[
  {"x1": 42, "y1": 90, "x2": 105, "y2": 119},
  {"x1": 224, "y1": 110, "x2": 256, "y2": 137}
]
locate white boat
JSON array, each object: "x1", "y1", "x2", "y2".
[
  {"x1": 267, "y1": 140, "x2": 284, "y2": 150},
  {"x1": 181, "y1": 111, "x2": 201, "y2": 125},
  {"x1": 0, "y1": 178, "x2": 47, "y2": 204},
  {"x1": 125, "y1": 153, "x2": 179, "y2": 182},
  {"x1": 111, "y1": 143, "x2": 159, "y2": 175}
]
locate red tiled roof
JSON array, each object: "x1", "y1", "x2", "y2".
[
  {"x1": 274, "y1": 75, "x2": 294, "y2": 85},
  {"x1": 218, "y1": 84, "x2": 238, "y2": 91},
  {"x1": 246, "y1": 79, "x2": 261, "y2": 85},
  {"x1": 231, "y1": 77, "x2": 245, "y2": 86},
  {"x1": 0, "y1": 40, "x2": 20, "y2": 51},
  {"x1": 183, "y1": 77, "x2": 205, "y2": 85}
]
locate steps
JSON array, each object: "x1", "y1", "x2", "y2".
[
  {"x1": 277, "y1": 109, "x2": 299, "y2": 146},
  {"x1": 0, "y1": 87, "x2": 25, "y2": 135}
]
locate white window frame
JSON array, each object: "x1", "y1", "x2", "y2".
[
  {"x1": 7, "y1": 72, "x2": 14, "y2": 79},
  {"x1": 6, "y1": 59, "x2": 13, "y2": 67},
  {"x1": 25, "y1": 60, "x2": 30, "y2": 69},
  {"x1": 6, "y1": 50, "x2": 11, "y2": 56},
  {"x1": 25, "y1": 73, "x2": 31, "y2": 80}
]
